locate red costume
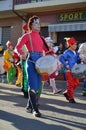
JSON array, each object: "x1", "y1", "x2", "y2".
[{"x1": 59, "y1": 37, "x2": 81, "y2": 103}]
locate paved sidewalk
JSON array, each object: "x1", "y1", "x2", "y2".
[{"x1": 0, "y1": 79, "x2": 86, "y2": 130}]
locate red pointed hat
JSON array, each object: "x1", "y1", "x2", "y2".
[
  {"x1": 22, "y1": 23, "x2": 28, "y2": 31},
  {"x1": 67, "y1": 37, "x2": 77, "y2": 46}
]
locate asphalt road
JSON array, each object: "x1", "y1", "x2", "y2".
[{"x1": 0, "y1": 78, "x2": 86, "y2": 130}]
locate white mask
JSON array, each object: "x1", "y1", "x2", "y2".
[{"x1": 32, "y1": 19, "x2": 40, "y2": 31}]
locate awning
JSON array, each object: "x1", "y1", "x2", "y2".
[{"x1": 48, "y1": 22, "x2": 86, "y2": 32}]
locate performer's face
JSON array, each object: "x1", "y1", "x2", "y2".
[
  {"x1": 32, "y1": 19, "x2": 40, "y2": 32},
  {"x1": 70, "y1": 43, "x2": 77, "y2": 51},
  {"x1": 9, "y1": 45, "x2": 14, "y2": 51}
]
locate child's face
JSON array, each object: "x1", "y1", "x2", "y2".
[
  {"x1": 70, "y1": 43, "x2": 77, "y2": 51},
  {"x1": 9, "y1": 45, "x2": 14, "y2": 51}
]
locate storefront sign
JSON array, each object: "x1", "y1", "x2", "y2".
[{"x1": 57, "y1": 11, "x2": 86, "y2": 22}]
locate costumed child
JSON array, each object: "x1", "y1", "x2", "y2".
[
  {"x1": 3, "y1": 41, "x2": 22, "y2": 85},
  {"x1": 13, "y1": 51, "x2": 23, "y2": 87},
  {"x1": 59, "y1": 37, "x2": 81, "y2": 103},
  {"x1": 78, "y1": 42, "x2": 86, "y2": 96},
  {"x1": 3, "y1": 41, "x2": 16, "y2": 83},
  {"x1": 44, "y1": 37, "x2": 62, "y2": 94},
  {"x1": 21, "y1": 23, "x2": 29, "y2": 98}
]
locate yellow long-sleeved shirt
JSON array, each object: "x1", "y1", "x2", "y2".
[{"x1": 3, "y1": 49, "x2": 13, "y2": 71}]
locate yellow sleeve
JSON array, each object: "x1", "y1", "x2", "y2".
[{"x1": 3, "y1": 50, "x2": 13, "y2": 69}]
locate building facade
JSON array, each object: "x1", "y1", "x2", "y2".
[{"x1": 0, "y1": 0, "x2": 86, "y2": 48}]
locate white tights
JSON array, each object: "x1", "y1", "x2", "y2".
[{"x1": 49, "y1": 78, "x2": 58, "y2": 92}]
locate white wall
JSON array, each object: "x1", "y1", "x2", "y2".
[{"x1": 15, "y1": 0, "x2": 86, "y2": 10}]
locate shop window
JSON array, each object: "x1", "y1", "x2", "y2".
[
  {"x1": 2, "y1": 27, "x2": 11, "y2": 49},
  {"x1": 41, "y1": 27, "x2": 48, "y2": 37}
]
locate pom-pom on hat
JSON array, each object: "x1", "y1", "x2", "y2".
[
  {"x1": 22, "y1": 23, "x2": 28, "y2": 32},
  {"x1": 67, "y1": 37, "x2": 77, "y2": 46},
  {"x1": 6, "y1": 41, "x2": 13, "y2": 48}
]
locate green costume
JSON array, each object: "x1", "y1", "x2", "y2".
[
  {"x1": 7, "y1": 66, "x2": 16, "y2": 83},
  {"x1": 21, "y1": 60, "x2": 28, "y2": 98}
]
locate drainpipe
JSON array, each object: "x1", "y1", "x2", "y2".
[{"x1": 12, "y1": 0, "x2": 27, "y2": 23}]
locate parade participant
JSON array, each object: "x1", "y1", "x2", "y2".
[
  {"x1": 15, "y1": 15, "x2": 47, "y2": 117},
  {"x1": 59, "y1": 37, "x2": 81, "y2": 103},
  {"x1": 21, "y1": 23, "x2": 43, "y2": 100},
  {"x1": 21, "y1": 23, "x2": 28, "y2": 98},
  {"x1": 3, "y1": 41, "x2": 16, "y2": 83},
  {"x1": 78, "y1": 42, "x2": 86, "y2": 96},
  {"x1": 44, "y1": 37, "x2": 62, "y2": 94},
  {"x1": 13, "y1": 51, "x2": 23, "y2": 87},
  {"x1": 3, "y1": 41, "x2": 22, "y2": 85}
]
